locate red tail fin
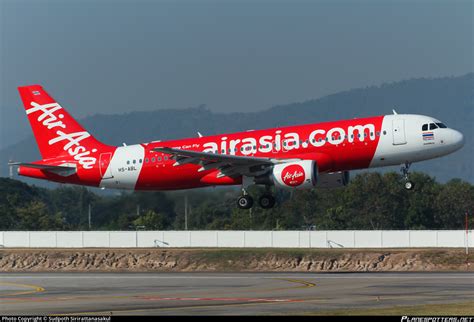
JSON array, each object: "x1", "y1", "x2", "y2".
[{"x1": 18, "y1": 85, "x2": 108, "y2": 169}]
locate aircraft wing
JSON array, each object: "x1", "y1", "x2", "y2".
[
  {"x1": 152, "y1": 147, "x2": 296, "y2": 177},
  {"x1": 9, "y1": 162, "x2": 77, "y2": 177}
]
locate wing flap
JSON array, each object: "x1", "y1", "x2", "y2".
[{"x1": 153, "y1": 147, "x2": 274, "y2": 166}]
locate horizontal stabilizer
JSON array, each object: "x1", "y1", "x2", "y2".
[{"x1": 9, "y1": 162, "x2": 77, "y2": 177}]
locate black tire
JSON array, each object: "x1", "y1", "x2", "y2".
[
  {"x1": 237, "y1": 195, "x2": 254, "y2": 209},
  {"x1": 259, "y1": 195, "x2": 276, "y2": 209},
  {"x1": 404, "y1": 181, "x2": 415, "y2": 190}
]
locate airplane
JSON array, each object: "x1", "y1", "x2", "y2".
[{"x1": 10, "y1": 85, "x2": 464, "y2": 209}]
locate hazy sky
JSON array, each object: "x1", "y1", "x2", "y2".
[{"x1": 0, "y1": 0, "x2": 472, "y2": 148}]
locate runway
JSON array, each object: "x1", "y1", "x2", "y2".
[{"x1": 0, "y1": 272, "x2": 473, "y2": 315}]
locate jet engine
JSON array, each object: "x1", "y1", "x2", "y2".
[{"x1": 271, "y1": 160, "x2": 317, "y2": 189}]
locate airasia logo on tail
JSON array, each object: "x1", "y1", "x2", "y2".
[
  {"x1": 281, "y1": 164, "x2": 305, "y2": 187},
  {"x1": 25, "y1": 102, "x2": 97, "y2": 169}
]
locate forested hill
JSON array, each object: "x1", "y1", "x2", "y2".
[
  {"x1": 0, "y1": 73, "x2": 472, "y2": 182},
  {"x1": 0, "y1": 172, "x2": 472, "y2": 231}
]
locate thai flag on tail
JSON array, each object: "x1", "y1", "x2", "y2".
[{"x1": 423, "y1": 132, "x2": 434, "y2": 141}]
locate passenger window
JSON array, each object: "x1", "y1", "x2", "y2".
[
  {"x1": 151, "y1": 158, "x2": 156, "y2": 162},
  {"x1": 127, "y1": 161, "x2": 130, "y2": 165},
  {"x1": 139, "y1": 159, "x2": 142, "y2": 163},
  {"x1": 429, "y1": 123, "x2": 438, "y2": 130},
  {"x1": 422, "y1": 124, "x2": 428, "y2": 131},
  {"x1": 158, "y1": 157, "x2": 162, "y2": 161},
  {"x1": 164, "y1": 156, "x2": 168, "y2": 161},
  {"x1": 145, "y1": 158, "x2": 149, "y2": 163}
]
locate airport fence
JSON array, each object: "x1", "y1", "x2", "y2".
[{"x1": 0, "y1": 230, "x2": 472, "y2": 248}]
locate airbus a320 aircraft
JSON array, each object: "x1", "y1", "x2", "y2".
[{"x1": 10, "y1": 85, "x2": 464, "y2": 209}]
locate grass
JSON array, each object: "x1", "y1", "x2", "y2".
[{"x1": 304, "y1": 301, "x2": 474, "y2": 316}]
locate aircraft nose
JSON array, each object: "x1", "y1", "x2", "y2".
[{"x1": 450, "y1": 129, "x2": 464, "y2": 150}]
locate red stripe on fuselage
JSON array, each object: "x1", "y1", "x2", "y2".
[{"x1": 135, "y1": 116, "x2": 384, "y2": 190}]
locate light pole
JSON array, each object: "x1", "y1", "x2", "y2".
[
  {"x1": 184, "y1": 194, "x2": 188, "y2": 230},
  {"x1": 466, "y1": 211, "x2": 469, "y2": 256},
  {"x1": 88, "y1": 203, "x2": 92, "y2": 230}
]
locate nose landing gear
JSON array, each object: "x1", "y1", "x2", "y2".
[
  {"x1": 401, "y1": 161, "x2": 415, "y2": 190},
  {"x1": 404, "y1": 180, "x2": 414, "y2": 190}
]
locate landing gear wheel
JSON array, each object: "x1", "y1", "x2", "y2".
[
  {"x1": 237, "y1": 195, "x2": 254, "y2": 209},
  {"x1": 404, "y1": 181, "x2": 415, "y2": 190},
  {"x1": 259, "y1": 195, "x2": 275, "y2": 209},
  {"x1": 400, "y1": 161, "x2": 414, "y2": 190}
]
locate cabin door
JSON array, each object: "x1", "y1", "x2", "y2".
[{"x1": 392, "y1": 119, "x2": 407, "y2": 145}]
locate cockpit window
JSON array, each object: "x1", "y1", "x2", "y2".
[
  {"x1": 429, "y1": 123, "x2": 438, "y2": 130},
  {"x1": 436, "y1": 122, "x2": 447, "y2": 128},
  {"x1": 422, "y1": 124, "x2": 428, "y2": 131}
]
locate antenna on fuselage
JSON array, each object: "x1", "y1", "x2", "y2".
[
  {"x1": 392, "y1": 109, "x2": 398, "y2": 115},
  {"x1": 197, "y1": 132, "x2": 203, "y2": 138}
]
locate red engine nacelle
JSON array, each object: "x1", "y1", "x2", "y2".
[{"x1": 271, "y1": 160, "x2": 317, "y2": 189}]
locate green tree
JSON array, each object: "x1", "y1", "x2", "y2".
[
  {"x1": 15, "y1": 200, "x2": 65, "y2": 230},
  {"x1": 133, "y1": 209, "x2": 166, "y2": 230},
  {"x1": 404, "y1": 172, "x2": 440, "y2": 229},
  {"x1": 434, "y1": 179, "x2": 474, "y2": 229}
]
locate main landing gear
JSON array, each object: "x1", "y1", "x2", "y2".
[
  {"x1": 259, "y1": 194, "x2": 276, "y2": 209},
  {"x1": 401, "y1": 161, "x2": 415, "y2": 190},
  {"x1": 237, "y1": 187, "x2": 276, "y2": 209},
  {"x1": 237, "y1": 193, "x2": 253, "y2": 209}
]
